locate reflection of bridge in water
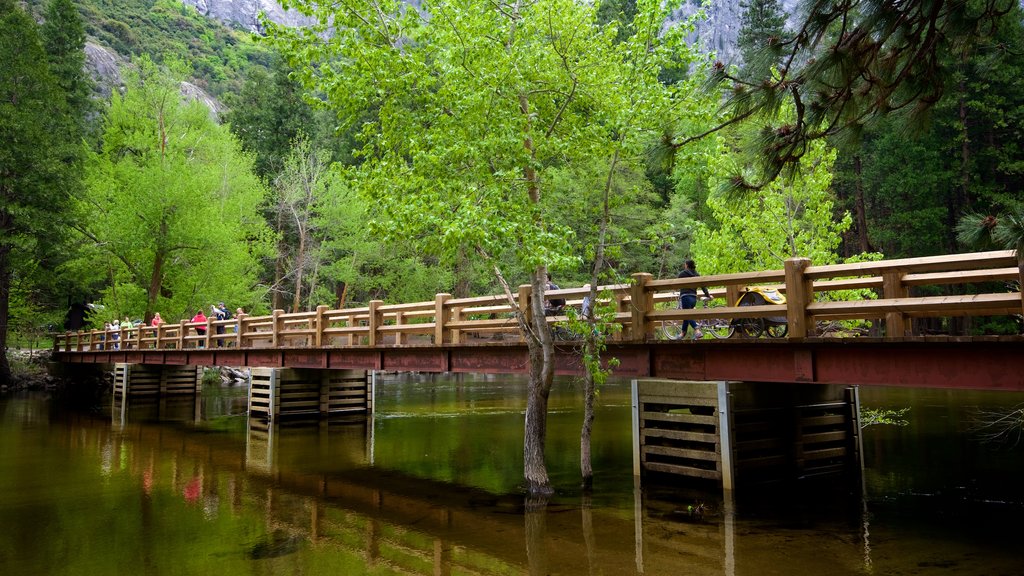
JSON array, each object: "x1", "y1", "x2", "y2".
[{"x1": 98, "y1": 393, "x2": 871, "y2": 576}]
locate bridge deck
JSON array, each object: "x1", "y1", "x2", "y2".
[
  {"x1": 56, "y1": 336, "x2": 1024, "y2": 391},
  {"x1": 54, "y1": 250, "x2": 1023, "y2": 390}
]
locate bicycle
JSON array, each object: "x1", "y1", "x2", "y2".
[{"x1": 661, "y1": 296, "x2": 735, "y2": 340}]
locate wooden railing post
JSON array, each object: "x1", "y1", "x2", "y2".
[
  {"x1": 630, "y1": 273, "x2": 653, "y2": 341},
  {"x1": 235, "y1": 314, "x2": 246, "y2": 348},
  {"x1": 177, "y1": 320, "x2": 186, "y2": 350},
  {"x1": 785, "y1": 257, "x2": 813, "y2": 338},
  {"x1": 518, "y1": 284, "x2": 532, "y2": 342},
  {"x1": 882, "y1": 270, "x2": 908, "y2": 338},
  {"x1": 204, "y1": 317, "x2": 213, "y2": 349},
  {"x1": 434, "y1": 293, "x2": 451, "y2": 344},
  {"x1": 395, "y1": 310, "x2": 407, "y2": 345},
  {"x1": 271, "y1": 310, "x2": 283, "y2": 348},
  {"x1": 315, "y1": 305, "x2": 327, "y2": 347},
  {"x1": 368, "y1": 300, "x2": 383, "y2": 346}
]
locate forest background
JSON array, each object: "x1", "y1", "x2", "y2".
[{"x1": 2, "y1": 0, "x2": 1023, "y2": 384}]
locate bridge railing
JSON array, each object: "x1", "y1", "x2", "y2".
[{"x1": 53, "y1": 250, "x2": 1021, "y2": 352}]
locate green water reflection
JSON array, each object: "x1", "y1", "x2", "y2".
[{"x1": 1, "y1": 375, "x2": 1023, "y2": 575}]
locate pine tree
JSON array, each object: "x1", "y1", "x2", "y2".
[
  {"x1": 736, "y1": 0, "x2": 787, "y2": 77},
  {"x1": 0, "y1": 0, "x2": 76, "y2": 384},
  {"x1": 42, "y1": 0, "x2": 94, "y2": 139},
  {"x1": 707, "y1": 0, "x2": 1018, "y2": 189}
]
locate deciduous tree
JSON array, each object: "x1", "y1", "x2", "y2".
[
  {"x1": 269, "y1": 0, "x2": 697, "y2": 494},
  {"x1": 76, "y1": 60, "x2": 271, "y2": 324}
]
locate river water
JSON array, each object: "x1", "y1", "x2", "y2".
[{"x1": 2, "y1": 373, "x2": 1024, "y2": 575}]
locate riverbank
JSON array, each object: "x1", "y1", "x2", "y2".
[{"x1": 2, "y1": 349, "x2": 60, "y2": 392}]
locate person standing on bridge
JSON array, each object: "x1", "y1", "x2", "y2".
[
  {"x1": 677, "y1": 259, "x2": 711, "y2": 340},
  {"x1": 191, "y1": 309, "x2": 208, "y2": 348},
  {"x1": 212, "y1": 302, "x2": 230, "y2": 347}
]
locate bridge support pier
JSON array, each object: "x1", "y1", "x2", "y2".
[
  {"x1": 632, "y1": 379, "x2": 862, "y2": 491},
  {"x1": 113, "y1": 363, "x2": 203, "y2": 398},
  {"x1": 248, "y1": 368, "x2": 373, "y2": 421}
]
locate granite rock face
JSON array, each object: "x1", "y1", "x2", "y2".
[{"x1": 180, "y1": 0, "x2": 316, "y2": 32}]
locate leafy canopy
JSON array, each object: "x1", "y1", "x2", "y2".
[{"x1": 76, "y1": 59, "x2": 271, "y2": 322}]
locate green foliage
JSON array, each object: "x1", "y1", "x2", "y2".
[
  {"x1": 314, "y1": 174, "x2": 454, "y2": 306},
  {"x1": 269, "y1": 0, "x2": 699, "y2": 284},
  {"x1": 693, "y1": 133, "x2": 852, "y2": 274},
  {"x1": 74, "y1": 59, "x2": 272, "y2": 324},
  {"x1": 860, "y1": 406, "x2": 910, "y2": 428},
  {"x1": 1, "y1": 0, "x2": 83, "y2": 382}
]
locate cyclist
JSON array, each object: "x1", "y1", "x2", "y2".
[
  {"x1": 544, "y1": 273, "x2": 566, "y2": 316},
  {"x1": 678, "y1": 259, "x2": 711, "y2": 339}
]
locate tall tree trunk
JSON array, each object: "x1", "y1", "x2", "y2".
[
  {"x1": 580, "y1": 147, "x2": 620, "y2": 485},
  {"x1": 145, "y1": 249, "x2": 165, "y2": 324},
  {"x1": 509, "y1": 1, "x2": 556, "y2": 492},
  {"x1": 853, "y1": 155, "x2": 870, "y2": 253},
  {"x1": 273, "y1": 205, "x2": 286, "y2": 311},
  {"x1": 144, "y1": 217, "x2": 169, "y2": 323},
  {"x1": 292, "y1": 226, "x2": 306, "y2": 313},
  {"x1": 0, "y1": 242, "x2": 11, "y2": 385},
  {"x1": 454, "y1": 246, "x2": 471, "y2": 298}
]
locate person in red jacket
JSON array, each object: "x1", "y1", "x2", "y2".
[{"x1": 191, "y1": 310, "x2": 208, "y2": 348}]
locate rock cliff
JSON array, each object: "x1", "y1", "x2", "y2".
[{"x1": 179, "y1": 0, "x2": 316, "y2": 32}]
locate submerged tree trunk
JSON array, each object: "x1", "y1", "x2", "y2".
[{"x1": 523, "y1": 266, "x2": 556, "y2": 496}]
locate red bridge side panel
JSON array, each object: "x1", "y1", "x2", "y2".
[
  {"x1": 327, "y1": 349, "x2": 381, "y2": 370},
  {"x1": 284, "y1": 350, "x2": 328, "y2": 369},
  {"x1": 246, "y1": 351, "x2": 284, "y2": 368},
  {"x1": 450, "y1": 348, "x2": 530, "y2": 374},
  {"x1": 383, "y1": 349, "x2": 448, "y2": 372}
]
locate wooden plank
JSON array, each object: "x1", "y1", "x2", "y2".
[
  {"x1": 638, "y1": 380, "x2": 720, "y2": 399},
  {"x1": 903, "y1": 267, "x2": 1019, "y2": 286},
  {"x1": 801, "y1": 431, "x2": 848, "y2": 444},
  {"x1": 805, "y1": 250, "x2": 1015, "y2": 278},
  {"x1": 807, "y1": 292, "x2": 1021, "y2": 317},
  {"x1": 643, "y1": 445, "x2": 720, "y2": 461},
  {"x1": 643, "y1": 461, "x2": 722, "y2": 480},
  {"x1": 642, "y1": 429, "x2": 718, "y2": 444},
  {"x1": 640, "y1": 395, "x2": 718, "y2": 406},
  {"x1": 640, "y1": 411, "x2": 718, "y2": 426},
  {"x1": 802, "y1": 447, "x2": 847, "y2": 460},
  {"x1": 800, "y1": 415, "x2": 847, "y2": 427},
  {"x1": 734, "y1": 438, "x2": 785, "y2": 451}
]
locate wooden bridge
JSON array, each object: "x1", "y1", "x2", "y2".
[{"x1": 54, "y1": 250, "x2": 1024, "y2": 391}]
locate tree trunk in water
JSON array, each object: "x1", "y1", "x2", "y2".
[
  {"x1": 580, "y1": 367, "x2": 595, "y2": 485},
  {"x1": 853, "y1": 155, "x2": 870, "y2": 253},
  {"x1": 0, "y1": 243, "x2": 11, "y2": 385},
  {"x1": 523, "y1": 266, "x2": 555, "y2": 496}
]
